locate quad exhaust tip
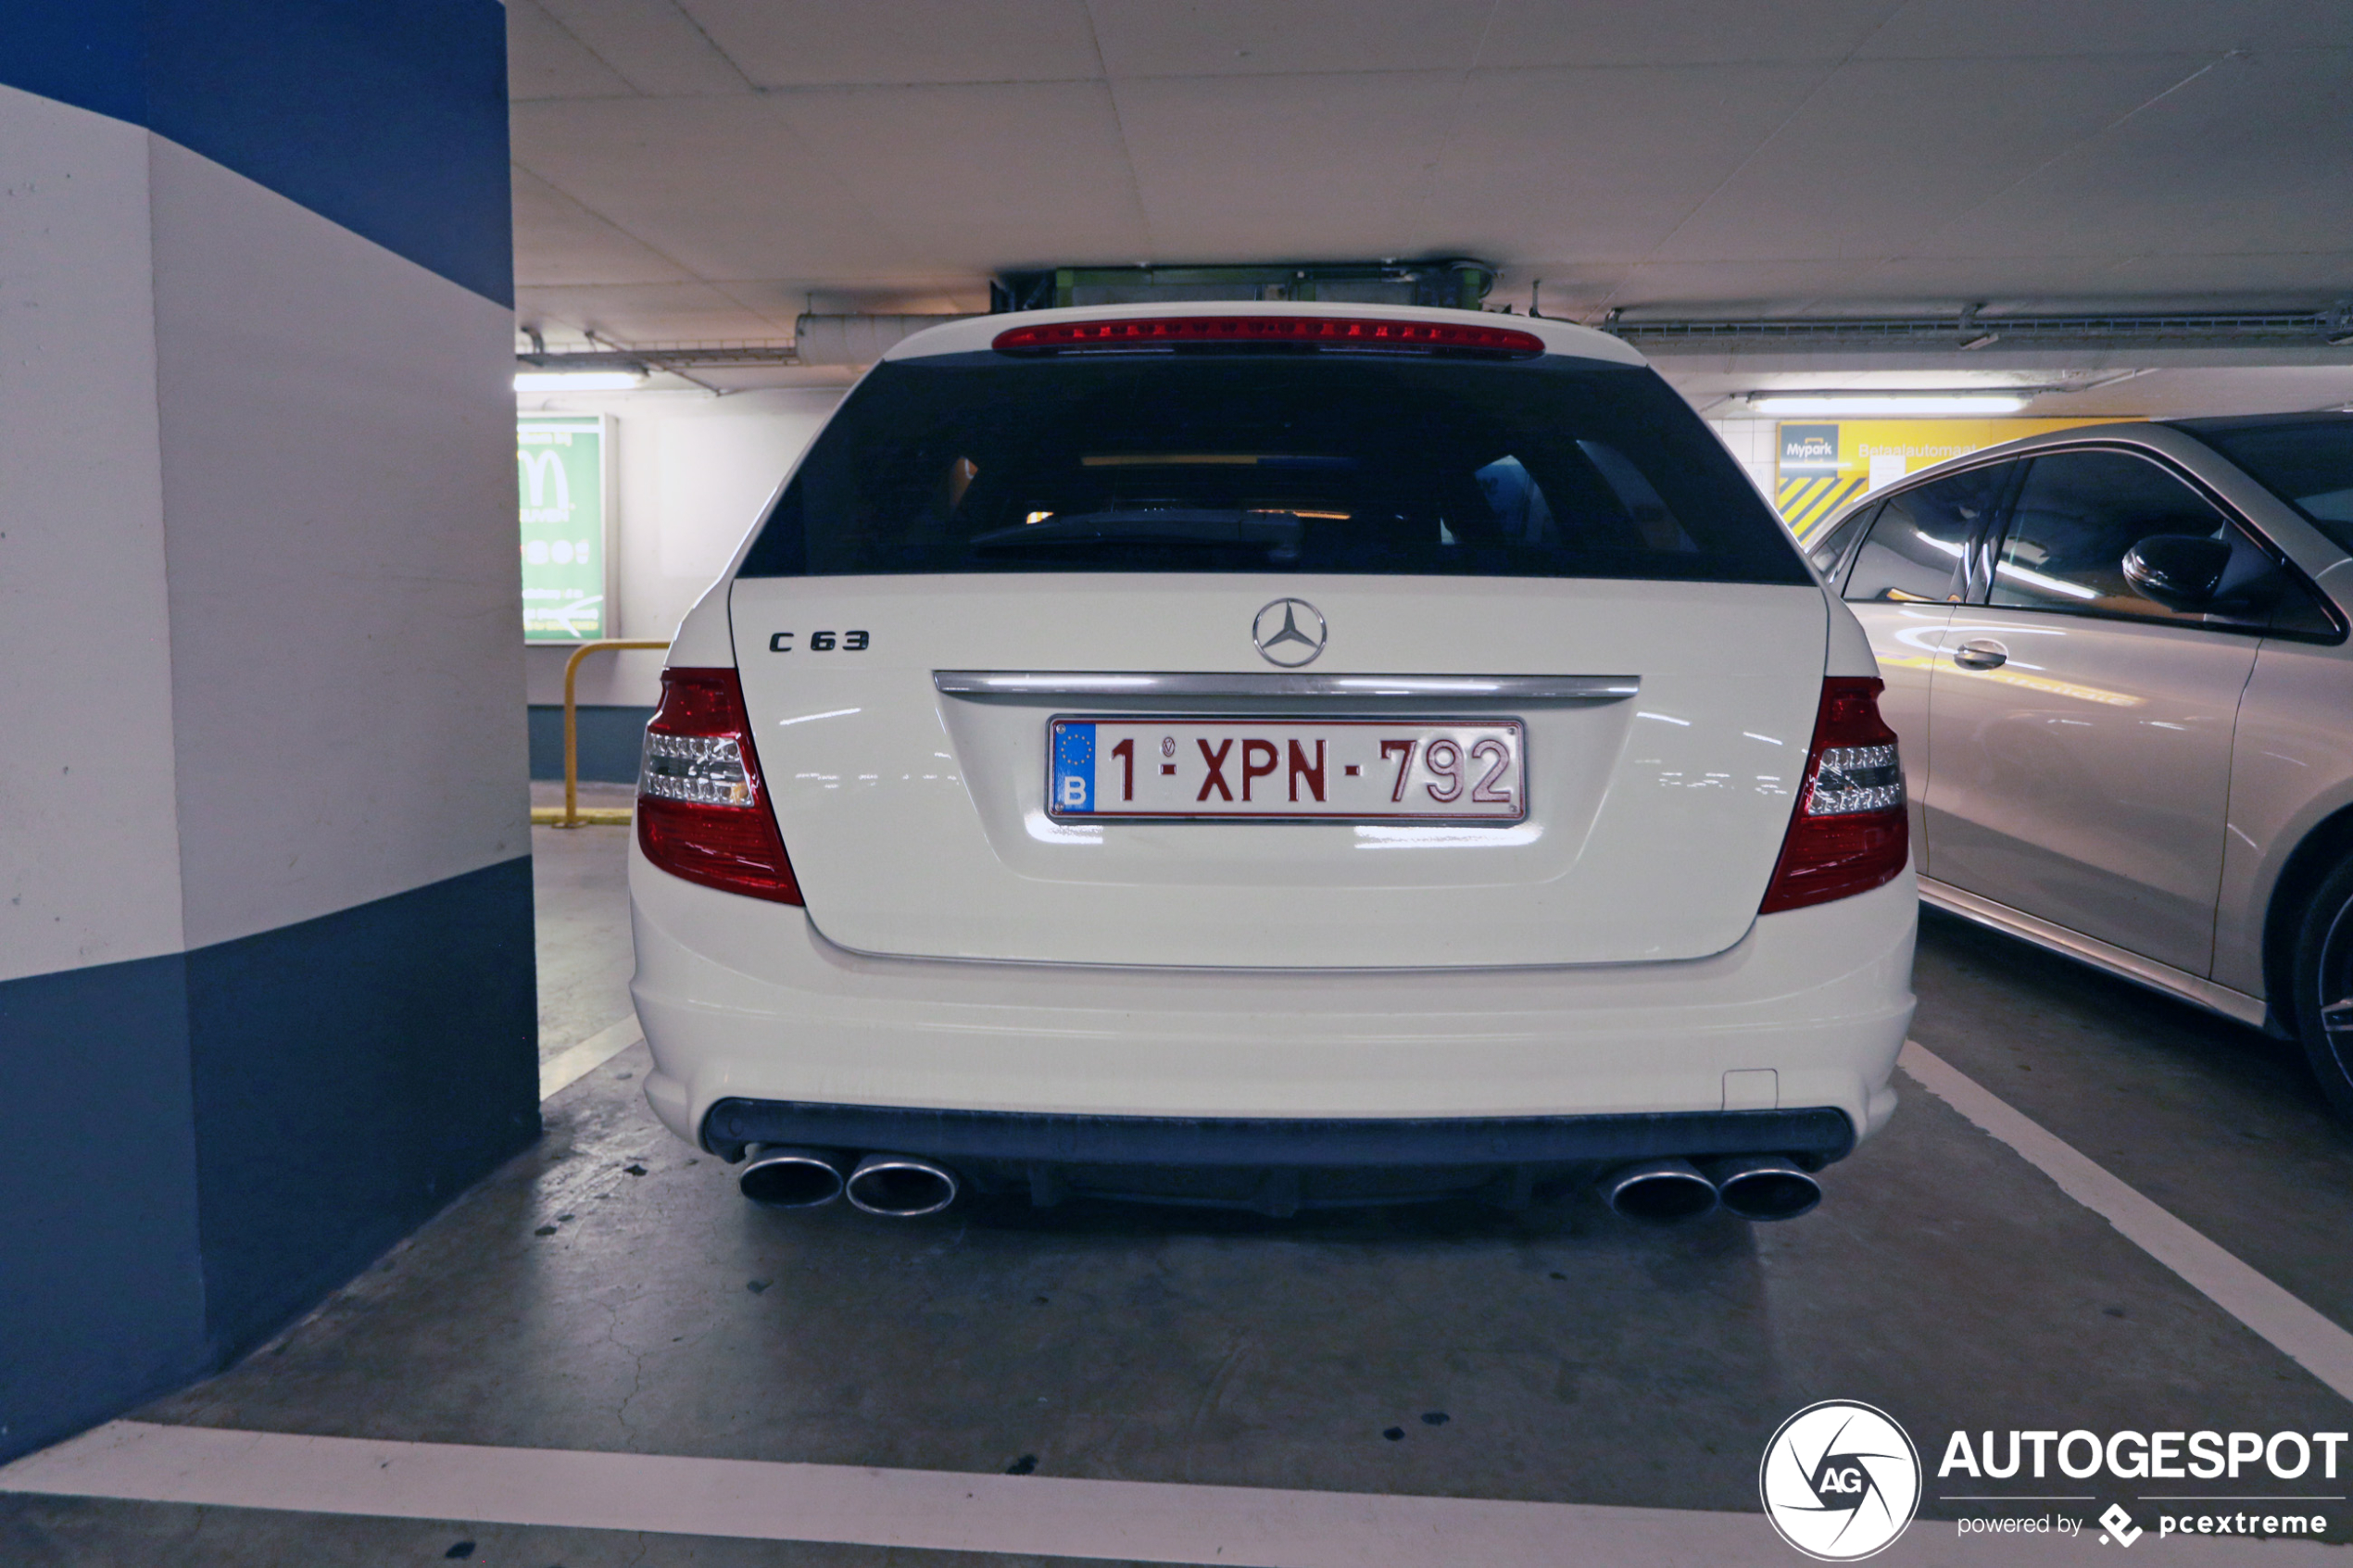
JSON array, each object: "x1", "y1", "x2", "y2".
[
  {"x1": 844, "y1": 1153, "x2": 960, "y2": 1218},
  {"x1": 1600, "y1": 1154, "x2": 1824, "y2": 1224},
  {"x1": 737, "y1": 1146, "x2": 849, "y2": 1209},
  {"x1": 742, "y1": 1147, "x2": 1806, "y2": 1224},
  {"x1": 1704, "y1": 1154, "x2": 1822, "y2": 1222},
  {"x1": 1601, "y1": 1158, "x2": 1719, "y2": 1224}
]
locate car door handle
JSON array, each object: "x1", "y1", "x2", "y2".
[{"x1": 1950, "y1": 640, "x2": 2008, "y2": 671}]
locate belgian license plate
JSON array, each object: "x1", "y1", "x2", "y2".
[{"x1": 1047, "y1": 718, "x2": 1526, "y2": 822}]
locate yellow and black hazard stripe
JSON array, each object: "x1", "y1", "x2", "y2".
[{"x1": 1776, "y1": 475, "x2": 1867, "y2": 541}]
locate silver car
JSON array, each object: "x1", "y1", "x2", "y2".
[{"x1": 1806, "y1": 414, "x2": 2353, "y2": 1118}]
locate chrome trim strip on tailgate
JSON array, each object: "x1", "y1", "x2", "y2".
[{"x1": 934, "y1": 671, "x2": 1640, "y2": 700}]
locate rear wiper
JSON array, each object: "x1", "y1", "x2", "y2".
[{"x1": 968, "y1": 508, "x2": 1305, "y2": 558}]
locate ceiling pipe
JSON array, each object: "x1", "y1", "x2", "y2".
[
  {"x1": 791, "y1": 313, "x2": 975, "y2": 366},
  {"x1": 513, "y1": 318, "x2": 977, "y2": 375},
  {"x1": 1605, "y1": 306, "x2": 2353, "y2": 350},
  {"x1": 514, "y1": 340, "x2": 802, "y2": 375}
]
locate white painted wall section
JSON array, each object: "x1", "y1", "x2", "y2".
[
  {"x1": 0, "y1": 87, "x2": 187, "y2": 983},
  {"x1": 0, "y1": 93, "x2": 533, "y2": 975},
  {"x1": 148, "y1": 140, "x2": 529, "y2": 951}
]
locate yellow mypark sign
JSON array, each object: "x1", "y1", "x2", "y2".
[{"x1": 1775, "y1": 419, "x2": 2125, "y2": 541}]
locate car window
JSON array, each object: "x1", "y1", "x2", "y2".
[
  {"x1": 1992, "y1": 450, "x2": 2237, "y2": 622},
  {"x1": 1806, "y1": 504, "x2": 1877, "y2": 585},
  {"x1": 2184, "y1": 419, "x2": 2353, "y2": 553},
  {"x1": 1575, "y1": 439, "x2": 1699, "y2": 552},
  {"x1": 737, "y1": 354, "x2": 1809, "y2": 583},
  {"x1": 1843, "y1": 466, "x2": 2009, "y2": 604}
]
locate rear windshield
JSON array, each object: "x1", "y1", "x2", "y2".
[
  {"x1": 737, "y1": 352, "x2": 1808, "y2": 584},
  {"x1": 2186, "y1": 419, "x2": 2353, "y2": 556}
]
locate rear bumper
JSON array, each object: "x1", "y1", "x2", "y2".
[
  {"x1": 704, "y1": 1098, "x2": 1855, "y2": 1167},
  {"x1": 706, "y1": 1100, "x2": 1856, "y2": 1211},
  {"x1": 628, "y1": 840, "x2": 1917, "y2": 1152}
]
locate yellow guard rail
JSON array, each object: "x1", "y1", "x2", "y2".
[{"x1": 533, "y1": 639, "x2": 671, "y2": 828}]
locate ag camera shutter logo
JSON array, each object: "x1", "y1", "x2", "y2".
[{"x1": 1760, "y1": 1400, "x2": 1921, "y2": 1561}]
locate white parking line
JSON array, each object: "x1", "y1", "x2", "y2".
[
  {"x1": 0, "y1": 1421, "x2": 1760, "y2": 1567},
  {"x1": 10, "y1": 1421, "x2": 2340, "y2": 1565},
  {"x1": 1900, "y1": 1040, "x2": 2353, "y2": 1405},
  {"x1": 537, "y1": 1013, "x2": 644, "y2": 1101}
]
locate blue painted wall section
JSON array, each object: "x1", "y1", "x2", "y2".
[
  {"x1": 0, "y1": 863, "x2": 538, "y2": 1458},
  {"x1": 530, "y1": 705, "x2": 658, "y2": 782},
  {"x1": 0, "y1": 953, "x2": 209, "y2": 1461},
  {"x1": 0, "y1": 0, "x2": 512, "y2": 307},
  {"x1": 187, "y1": 859, "x2": 539, "y2": 1354}
]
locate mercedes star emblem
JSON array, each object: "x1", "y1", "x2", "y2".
[{"x1": 1252, "y1": 598, "x2": 1327, "y2": 668}]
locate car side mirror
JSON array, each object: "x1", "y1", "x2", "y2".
[{"x1": 2122, "y1": 534, "x2": 2233, "y2": 610}]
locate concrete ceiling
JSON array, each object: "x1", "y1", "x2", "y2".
[{"x1": 507, "y1": 1, "x2": 2353, "y2": 413}]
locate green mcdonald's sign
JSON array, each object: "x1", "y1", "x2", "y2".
[{"x1": 517, "y1": 414, "x2": 611, "y2": 642}]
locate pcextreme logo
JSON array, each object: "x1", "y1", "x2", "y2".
[{"x1": 1760, "y1": 1400, "x2": 1922, "y2": 1561}]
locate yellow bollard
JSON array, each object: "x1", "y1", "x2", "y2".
[{"x1": 538, "y1": 639, "x2": 670, "y2": 827}]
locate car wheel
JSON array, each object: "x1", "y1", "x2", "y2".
[{"x1": 2289, "y1": 855, "x2": 2353, "y2": 1123}]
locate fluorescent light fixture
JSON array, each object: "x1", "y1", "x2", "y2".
[
  {"x1": 1748, "y1": 394, "x2": 2029, "y2": 416},
  {"x1": 514, "y1": 370, "x2": 645, "y2": 393}
]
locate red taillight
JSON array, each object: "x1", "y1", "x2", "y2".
[
  {"x1": 636, "y1": 667, "x2": 802, "y2": 904},
  {"x1": 1758, "y1": 677, "x2": 1909, "y2": 915},
  {"x1": 991, "y1": 315, "x2": 1545, "y2": 357}
]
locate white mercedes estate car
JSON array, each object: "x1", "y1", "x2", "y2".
[{"x1": 627, "y1": 304, "x2": 1917, "y2": 1224}]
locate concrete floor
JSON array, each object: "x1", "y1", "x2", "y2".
[
  {"x1": 6, "y1": 822, "x2": 2352, "y2": 1564},
  {"x1": 527, "y1": 781, "x2": 637, "y2": 1069}
]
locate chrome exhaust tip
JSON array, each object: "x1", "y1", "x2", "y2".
[
  {"x1": 1705, "y1": 1155, "x2": 1822, "y2": 1222},
  {"x1": 1600, "y1": 1158, "x2": 1719, "y2": 1224},
  {"x1": 844, "y1": 1153, "x2": 959, "y2": 1218},
  {"x1": 737, "y1": 1145, "x2": 849, "y2": 1209}
]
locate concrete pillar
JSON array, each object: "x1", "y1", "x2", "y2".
[{"x1": 0, "y1": 2, "x2": 534, "y2": 1461}]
